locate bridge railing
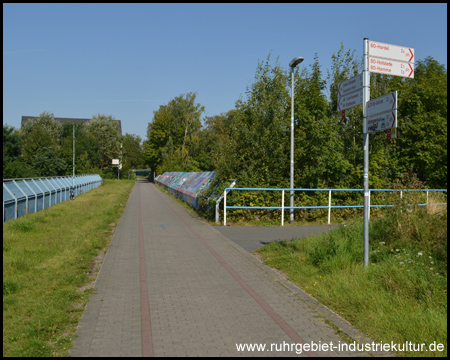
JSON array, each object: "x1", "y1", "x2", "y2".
[
  {"x1": 3, "y1": 175, "x2": 103, "y2": 223},
  {"x1": 223, "y1": 188, "x2": 447, "y2": 226}
]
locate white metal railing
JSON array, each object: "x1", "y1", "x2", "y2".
[{"x1": 223, "y1": 187, "x2": 447, "y2": 226}]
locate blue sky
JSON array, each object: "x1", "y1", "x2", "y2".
[{"x1": 3, "y1": 3, "x2": 447, "y2": 140}]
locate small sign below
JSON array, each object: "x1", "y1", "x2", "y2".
[
  {"x1": 366, "y1": 110, "x2": 397, "y2": 134},
  {"x1": 386, "y1": 129, "x2": 391, "y2": 140}
]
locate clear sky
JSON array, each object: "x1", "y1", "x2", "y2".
[{"x1": 3, "y1": 3, "x2": 447, "y2": 140}]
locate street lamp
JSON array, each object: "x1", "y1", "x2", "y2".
[{"x1": 289, "y1": 56, "x2": 304, "y2": 223}]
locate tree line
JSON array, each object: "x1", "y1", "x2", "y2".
[
  {"x1": 144, "y1": 46, "x2": 447, "y2": 190},
  {"x1": 3, "y1": 113, "x2": 144, "y2": 179},
  {"x1": 4, "y1": 44, "x2": 447, "y2": 192}
]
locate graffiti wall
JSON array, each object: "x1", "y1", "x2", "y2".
[{"x1": 155, "y1": 171, "x2": 217, "y2": 209}]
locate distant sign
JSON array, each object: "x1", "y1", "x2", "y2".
[
  {"x1": 338, "y1": 90, "x2": 363, "y2": 111},
  {"x1": 367, "y1": 91, "x2": 397, "y2": 117},
  {"x1": 112, "y1": 159, "x2": 119, "y2": 165},
  {"x1": 366, "y1": 110, "x2": 397, "y2": 134},
  {"x1": 369, "y1": 41, "x2": 414, "y2": 63},
  {"x1": 369, "y1": 57, "x2": 414, "y2": 78}
]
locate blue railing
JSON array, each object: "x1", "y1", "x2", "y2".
[
  {"x1": 3, "y1": 175, "x2": 103, "y2": 223},
  {"x1": 223, "y1": 188, "x2": 447, "y2": 225}
]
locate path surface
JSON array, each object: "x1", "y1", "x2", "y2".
[
  {"x1": 69, "y1": 180, "x2": 388, "y2": 357},
  {"x1": 216, "y1": 225, "x2": 340, "y2": 253}
]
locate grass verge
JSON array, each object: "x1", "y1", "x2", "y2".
[
  {"x1": 3, "y1": 179, "x2": 135, "y2": 357},
  {"x1": 256, "y1": 204, "x2": 447, "y2": 357}
]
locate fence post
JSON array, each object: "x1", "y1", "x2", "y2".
[
  {"x1": 328, "y1": 190, "x2": 332, "y2": 224},
  {"x1": 39, "y1": 179, "x2": 52, "y2": 207},
  {"x1": 223, "y1": 189, "x2": 227, "y2": 226},
  {"x1": 281, "y1": 190, "x2": 285, "y2": 226},
  {"x1": 215, "y1": 201, "x2": 219, "y2": 224},
  {"x1": 3, "y1": 184, "x2": 17, "y2": 221},
  {"x1": 32, "y1": 180, "x2": 45, "y2": 210},
  {"x1": 22, "y1": 180, "x2": 37, "y2": 213},
  {"x1": 13, "y1": 180, "x2": 28, "y2": 215}
]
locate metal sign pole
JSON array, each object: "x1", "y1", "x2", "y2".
[{"x1": 363, "y1": 38, "x2": 370, "y2": 267}]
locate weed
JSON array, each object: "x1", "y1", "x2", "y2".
[
  {"x1": 9, "y1": 218, "x2": 36, "y2": 232},
  {"x1": 257, "y1": 194, "x2": 447, "y2": 357},
  {"x1": 3, "y1": 279, "x2": 22, "y2": 296}
]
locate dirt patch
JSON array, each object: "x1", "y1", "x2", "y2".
[{"x1": 73, "y1": 246, "x2": 108, "y2": 309}]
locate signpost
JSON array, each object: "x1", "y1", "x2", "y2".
[
  {"x1": 112, "y1": 159, "x2": 120, "y2": 180},
  {"x1": 366, "y1": 91, "x2": 397, "y2": 117},
  {"x1": 338, "y1": 74, "x2": 363, "y2": 97},
  {"x1": 365, "y1": 91, "x2": 398, "y2": 133},
  {"x1": 368, "y1": 58, "x2": 414, "y2": 78},
  {"x1": 338, "y1": 90, "x2": 363, "y2": 111},
  {"x1": 337, "y1": 73, "x2": 363, "y2": 111},
  {"x1": 368, "y1": 40, "x2": 415, "y2": 78},
  {"x1": 361, "y1": 38, "x2": 414, "y2": 267},
  {"x1": 366, "y1": 111, "x2": 397, "y2": 133},
  {"x1": 369, "y1": 41, "x2": 414, "y2": 63}
]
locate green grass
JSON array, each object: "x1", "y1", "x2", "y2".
[
  {"x1": 257, "y1": 204, "x2": 447, "y2": 357},
  {"x1": 3, "y1": 179, "x2": 135, "y2": 357}
]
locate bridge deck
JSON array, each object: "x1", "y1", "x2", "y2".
[{"x1": 69, "y1": 180, "x2": 384, "y2": 357}]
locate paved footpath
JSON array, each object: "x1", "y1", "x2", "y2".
[{"x1": 69, "y1": 180, "x2": 390, "y2": 357}]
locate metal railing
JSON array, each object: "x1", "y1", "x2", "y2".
[
  {"x1": 3, "y1": 175, "x2": 103, "y2": 223},
  {"x1": 223, "y1": 188, "x2": 447, "y2": 226}
]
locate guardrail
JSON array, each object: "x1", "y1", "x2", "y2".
[
  {"x1": 3, "y1": 175, "x2": 103, "y2": 223},
  {"x1": 155, "y1": 171, "x2": 217, "y2": 209},
  {"x1": 223, "y1": 188, "x2": 447, "y2": 226}
]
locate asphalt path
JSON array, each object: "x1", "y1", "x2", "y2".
[{"x1": 215, "y1": 224, "x2": 340, "y2": 253}]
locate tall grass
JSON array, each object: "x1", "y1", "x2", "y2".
[
  {"x1": 3, "y1": 179, "x2": 135, "y2": 357},
  {"x1": 257, "y1": 176, "x2": 447, "y2": 357}
]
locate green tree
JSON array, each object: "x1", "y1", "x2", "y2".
[
  {"x1": 191, "y1": 114, "x2": 228, "y2": 172},
  {"x1": 394, "y1": 57, "x2": 447, "y2": 188},
  {"x1": 121, "y1": 133, "x2": 144, "y2": 178},
  {"x1": 20, "y1": 111, "x2": 62, "y2": 167},
  {"x1": 3, "y1": 124, "x2": 37, "y2": 178},
  {"x1": 294, "y1": 53, "x2": 352, "y2": 188},
  {"x1": 34, "y1": 147, "x2": 68, "y2": 176},
  {"x1": 214, "y1": 53, "x2": 291, "y2": 187},
  {"x1": 60, "y1": 122, "x2": 101, "y2": 175},
  {"x1": 144, "y1": 92, "x2": 204, "y2": 173},
  {"x1": 85, "y1": 114, "x2": 121, "y2": 173},
  {"x1": 327, "y1": 44, "x2": 363, "y2": 188}
]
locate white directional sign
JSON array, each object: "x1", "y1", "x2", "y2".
[
  {"x1": 338, "y1": 74, "x2": 363, "y2": 97},
  {"x1": 366, "y1": 110, "x2": 397, "y2": 134},
  {"x1": 369, "y1": 41, "x2": 414, "y2": 63},
  {"x1": 338, "y1": 90, "x2": 363, "y2": 111},
  {"x1": 369, "y1": 57, "x2": 414, "y2": 78},
  {"x1": 367, "y1": 91, "x2": 397, "y2": 117}
]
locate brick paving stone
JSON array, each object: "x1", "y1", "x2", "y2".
[{"x1": 69, "y1": 180, "x2": 391, "y2": 357}]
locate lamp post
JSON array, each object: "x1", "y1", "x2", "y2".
[{"x1": 289, "y1": 56, "x2": 304, "y2": 224}]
